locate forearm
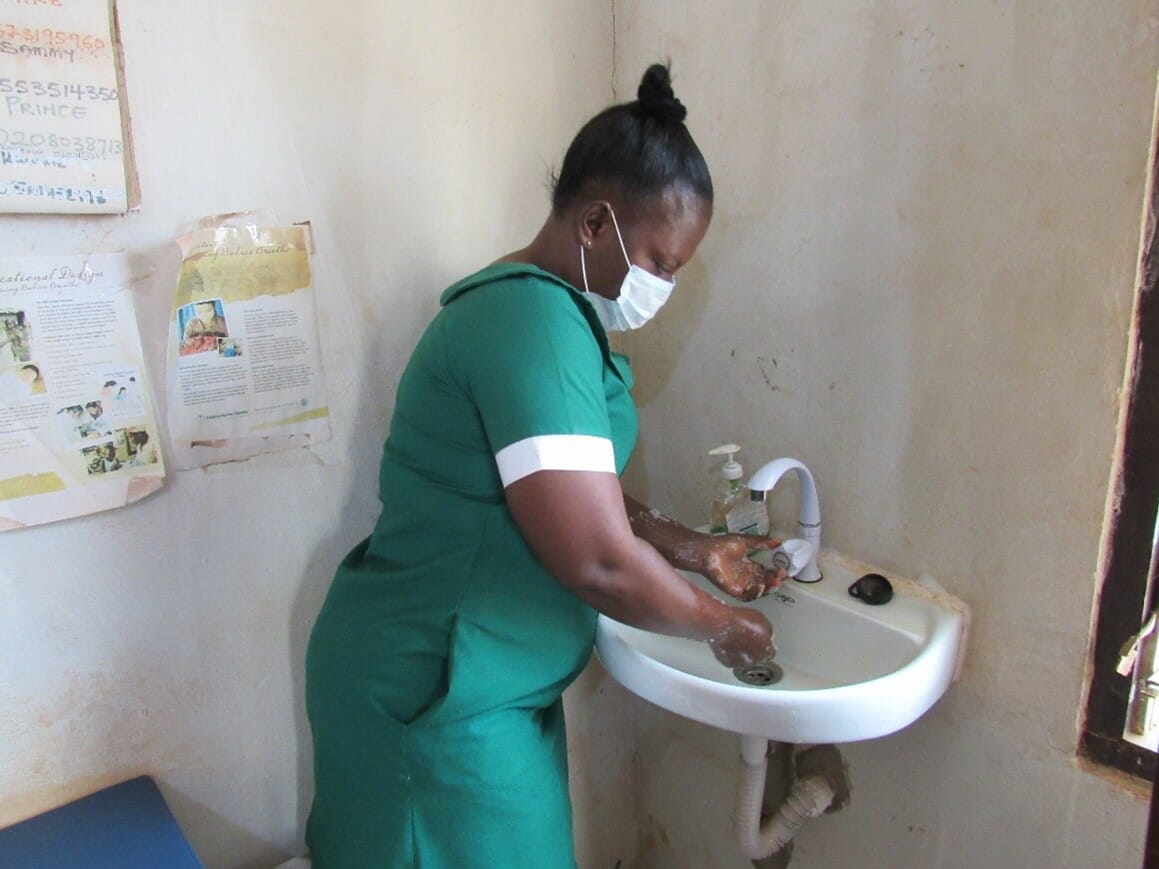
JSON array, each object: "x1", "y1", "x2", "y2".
[
  {"x1": 562, "y1": 532, "x2": 773, "y2": 668},
  {"x1": 567, "y1": 534, "x2": 733, "y2": 641},
  {"x1": 623, "y1": 493, "x2": 708, "y2": 572},
  {"x1": 624, "y1": 493, "x2": 785, "y2": 600},
  {"x1": 507, "y1": 473, "x2": 730, "y2": 640},
  {"x1": 506, "y1": 471, "x2": 773, "y2": 666}
]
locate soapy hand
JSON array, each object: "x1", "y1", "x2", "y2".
[
  {"x1": 698, "y1": 533, "x2": 786, "y2": 601},
  {"x1": 707, "y1": 607, "x2": 776, "y2": 668}
]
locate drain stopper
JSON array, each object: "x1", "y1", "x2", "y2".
[{"x1": 733, "y1": 661, "x2": 783, "y2": 686}]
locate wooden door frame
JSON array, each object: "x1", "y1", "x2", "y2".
[{"x1": 1078, "y1": 82, "x2": 1159, "y2": 781}]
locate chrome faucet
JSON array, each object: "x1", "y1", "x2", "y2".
[{"x1": 746, "y1": 458, "x2": 822, "y2": 582}]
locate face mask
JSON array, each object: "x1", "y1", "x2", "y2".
[{"x1": 580, "y1": 206, "x2": 675, "y2": 331}]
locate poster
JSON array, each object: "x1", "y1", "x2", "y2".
[
  {"x1": 0, "y1": 0, "x2": 138, "y2": 213},
  {"x1": 167, "y1": 216, "x2": 331, "y2": 469},
  {"x1": 0, "y1": 252, "x2": 164, "y2": 531}
]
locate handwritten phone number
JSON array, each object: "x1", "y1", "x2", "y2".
[
  {"x1": 0, "y1": 129, "x2": 121, "y2": 155},
  {"x1": 0, "y1": 24, "x2": 106, "y2": 52},
  {"x1": 0, "y1": 180, "x2": 110, "y2": 205},
  {"x1": 0, "y1": 79, "x2": 117, "y2": 101}
]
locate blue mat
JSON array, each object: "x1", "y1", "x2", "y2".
[{"x1": 0, "y1": 776, "x2": 202, "y2": 868}]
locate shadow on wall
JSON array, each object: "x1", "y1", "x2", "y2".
[
  {"x1": 622, "y1": 254, "x2": 711, "y2": 411},
  {"x1": 618, "y1": 254, "x2": 710, "y2": 509},
  {"x1": 161, "y1": 784, "x2": 290, "y2": 869},
  {"x1": 286, "y1": 323, "x2": 395, "y2": 857}
]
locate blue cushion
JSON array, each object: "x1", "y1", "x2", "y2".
[{"x1": 0, "y1": 776, "x2": 202, "y2": 868}]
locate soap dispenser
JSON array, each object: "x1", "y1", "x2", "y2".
[{"x1": 707, "y1": 444, "x2": 769, "y2": 535}]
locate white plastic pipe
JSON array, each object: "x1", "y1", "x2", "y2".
[{"x1": 734, "y1": 736, "x2": 836, "y2": 861}]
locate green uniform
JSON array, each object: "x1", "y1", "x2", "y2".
[{"x1": 305, "y1": 263, "x2": 637, "y2": 867}]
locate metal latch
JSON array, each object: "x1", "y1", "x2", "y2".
[
  {"x1": 1117, "y1": 610, "x2": 1157, "y2": 676},
  {"x1": 1122, "y1": 609, "x2": 1159, "y2": 747}
]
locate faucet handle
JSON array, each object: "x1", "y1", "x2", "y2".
[{"x1": 754, "y1": 539, "x2": 816, "y2": 578}]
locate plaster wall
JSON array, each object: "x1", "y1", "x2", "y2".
[
  {"x1": 4, "y1": 3, "x2": 1158, "y2": 868},
  {"x1": 614, "y1": 2, "x2": 1159, "y2": 867},
  {"x1": 0, "y1": 2, "x2": 627, "y2": 866}
]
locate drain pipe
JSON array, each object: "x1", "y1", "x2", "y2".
[{"x1": 734, "y1": 735, "x2": 848, "y2": 861}]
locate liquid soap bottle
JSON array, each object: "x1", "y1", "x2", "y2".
[{"x1": 707, "y1": 444, "x2": 769, "y2": 535}]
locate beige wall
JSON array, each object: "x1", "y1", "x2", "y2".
[
  {"x1": 3, "y1": 2, "x2": 1157, "y2": 867},
  {"x1": 616, "y1": 2, "x2": 1157, "y2": 867},
  {"x1": 0, "y1": 2, "x2": 619, "y2": 866}
]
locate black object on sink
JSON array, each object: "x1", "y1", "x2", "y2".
[{"x1": 848, "y1": 573, "x2": 893, "y2": 605}]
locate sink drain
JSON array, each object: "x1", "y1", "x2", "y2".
[{"x1": 733, "y1": 661, "x2": 783, "y2": 686}]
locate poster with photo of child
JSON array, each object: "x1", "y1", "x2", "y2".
[
  {"x1": 98, "y1": 370, "x2": 145, "y2": 417},
  {"x1": 57, "y1": 400, "x2": 114, "y2": 440},
  {"x1": 0, "y1": 362, "x2": 47, "y2": 400},
  {"x1": 78, "y1": 426, "x2": 157, "y2": 476},
  {"x1": 177, "y1": 298, "x2": 229, "y2": 357},
  {"x1": 0, "y1": 251, "x2": 167, "y2": 532},
  {"x1": 0, "y1": 310, "x2": 32, "y2": 365},
  {"x1": 81, "y1": 440, "x2": 123, "y2": 476},
  {"x1": 56, "y1": 369, "x2": 147, "y2": 442}
]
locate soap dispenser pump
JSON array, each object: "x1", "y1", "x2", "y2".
[{"x1": 708, "y1": 444, "x2": 769, "y2": 536}]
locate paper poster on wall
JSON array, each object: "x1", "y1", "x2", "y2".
[
  {"x1": 166, "y1": 215, "x2": 332, "y2": 470},
  {"x1": 0, "y1": 253, "x2": 165, "y2": 532},
  {"x1": 0, "y1": 0, "x2": 139, "y2": 214}
]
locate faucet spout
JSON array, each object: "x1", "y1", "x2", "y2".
[{"x1": 746, "y1": 458, "x2": 822, "y2": 582}]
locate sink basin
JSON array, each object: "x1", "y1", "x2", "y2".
[{"x1": 594, "y1": 552, "x2": 966, "y2": 743}]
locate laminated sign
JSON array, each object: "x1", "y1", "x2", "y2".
[
  {"x1": 0, "y1": 253, "x2": 165, "y2": 531},
  {"x1": 166, "y1": 217, "x2": 332, "y2": 469}
]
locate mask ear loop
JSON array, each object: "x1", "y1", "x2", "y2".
[
  {"x1": 579, "y1": 244, "x2": 590, "y2": 292},
  {"x1": 606, "y1": 206, "x2": 632, "y2": 268}
]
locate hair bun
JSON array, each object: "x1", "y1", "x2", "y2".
[{"x1": 636, "y1": 63, "x2": 687, "y2": 124}]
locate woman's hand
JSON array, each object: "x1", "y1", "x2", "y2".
[
  {"x1": 507, "y1": 472, "x2": 771, "y2": 654},
  {"x1": 699, "y1": 533, "x2": 786, "y2": 601},
  {"x1": 707, "y1": 607, "x2": 775, "y2": 668},
  {"x1": 507, "y1": 479, "x2": 779, "y2": 667},
  {"x1": 621, "y1": 497, "x2": 785, "y2": 601}
]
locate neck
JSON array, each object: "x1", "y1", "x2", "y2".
[{"x1": 500, "y1": 214, "x2": 584, "y2": 291}]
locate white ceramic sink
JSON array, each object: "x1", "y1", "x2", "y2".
[{"x1": 595, "y1": 552, "x2": 966, "y2": 743}]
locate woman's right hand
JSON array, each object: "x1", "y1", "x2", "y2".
[
  {"x1": 505, "y1": 471, "x2": 776, "y2": 668},
  {"x1": 706, "y1": 607, "x2": 775, "y2": 668}
]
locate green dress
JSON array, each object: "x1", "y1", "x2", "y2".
[{"x1": 305, "y1": 263, "x2": 637, "y2": 868}]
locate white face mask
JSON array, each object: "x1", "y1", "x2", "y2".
[{"x1": 580, "y1": 206, "x2": 675, "y2": 331}]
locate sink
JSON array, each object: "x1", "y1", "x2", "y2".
[{"x1": 594, "y1": 552, "x2": 966, "y2": 743}]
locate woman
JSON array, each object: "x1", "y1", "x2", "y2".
[
  {"x1": 305, "y1": 64, "x2": 780, "y2": 868},
  {"x1": 127, "y1": 430, "x2": 157, "y2": 466},
  {"x1": 179, "y1": 299, "x2": 228, "y2": 356}
]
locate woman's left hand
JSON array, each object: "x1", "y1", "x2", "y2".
[{"x1": 698, "y1": 534, "x2": 786, "y2": 601}]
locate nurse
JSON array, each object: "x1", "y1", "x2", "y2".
[{"x1": 305, "y1": 63, "x2": 781, "y2": 868}]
